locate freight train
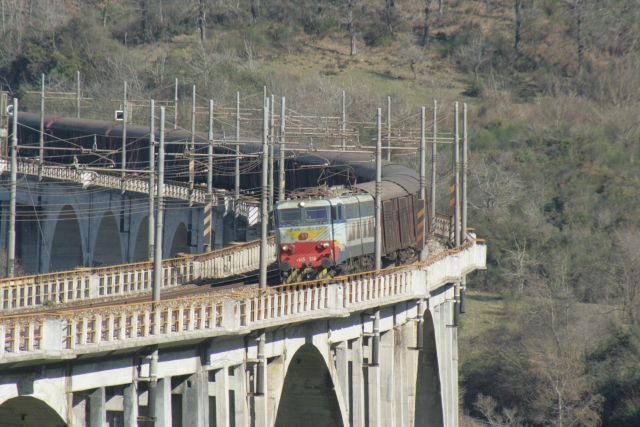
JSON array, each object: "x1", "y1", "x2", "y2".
[{"x1": 14, "y1": 112, "x2": 433, "y2": 282}]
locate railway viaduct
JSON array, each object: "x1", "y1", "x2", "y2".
[
  {"x1": 0, "y1": 101, "x2": 485, "y2": 426},
  {"x1": 0, "y1": 172, "x2": 203, "y2": 273}
]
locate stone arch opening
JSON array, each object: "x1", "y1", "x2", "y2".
[
  {"x1": 414, "y1": 309, "x2": 444, "y2": 426},
  {"x1": 169, "y1": 222, "x2": 189, "y2": 256},
  {"x1": 0, "y1": 396, "x2": 66, "y2": 427},
  {"x1": 274, "y1": 343, "x2": 344, "y2": 427},
  {"x1": 133, "y1": 216, "x2": 149, "y2": 261},
  {"x1": 93, "y1": 211, "x2": 123, "y2": 266},
  {"x1": 50, "y1": 204, "x2": 83, "y2": 271}
]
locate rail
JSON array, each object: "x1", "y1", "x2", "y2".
[
  {"x1": 0, "y1": 239, "x2": 486, "y2": 358},
  {"x1": 0, "y1": 237, "x2": 276, "y2": 311}
]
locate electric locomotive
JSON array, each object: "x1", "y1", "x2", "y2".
[
  {"x1": 275, "y1": 189, "x2": 375, "y2": 283},
  {"x1": 275, "y1": 179, "x2": 425, "y2": 283}
]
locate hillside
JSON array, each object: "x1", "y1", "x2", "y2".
[{"x1": 2, "y1": 1, "x2": 640, "y2": 425}]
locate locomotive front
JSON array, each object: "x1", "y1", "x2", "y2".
[{"x1": 274, "y1": 199, "x2": 336, "y2": 283}]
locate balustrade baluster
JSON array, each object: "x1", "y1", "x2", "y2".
[{"x1": 27, "y1": 321, "x2": 35, "y2": 351}]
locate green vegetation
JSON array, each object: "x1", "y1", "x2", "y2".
[{"x1": 1, "y1": 0, "x2": 640, "y2": 424}]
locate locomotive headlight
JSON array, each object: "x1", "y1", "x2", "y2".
[
  {"x1": 317, "y1": 242, "x2": 330, "y2": 250},
  {"x1": 281, "y1": 244, "x2": 294, "y2": 254}
]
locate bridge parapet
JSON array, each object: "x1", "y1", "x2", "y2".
[
  {"x1": 0, "y1": 239, "x2": 486, "y2": 363},
  {"x1": 0, "y1": 237, "x2": 276, "y2": 311},
  {"x1": 0, "y1": 157, "x2": 209, "y2": 203}
]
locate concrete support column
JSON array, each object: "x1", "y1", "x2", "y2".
[
  {"x1": 367, "y1": 364, "x2": 381, "y2": 427},
  {"x1": 123, "y1": 383, "x2": 138, "y2": 427},
  {"x1": 334, "y1": 342, "x2": 350, "y2": 422},
  {"x1": 70, "y1": 393, "x2": 87, "y2": 427},
  {"x1": 380, "y1": 330, "x2": 396, "y2": 427},
  {"x1": 233, "y1": 365, "x2": 247, "y2": 427},
  {"x1": 88, "y1": 387, "x2": 106, "y2": 427},
  {"x1": 434, "y1": 299, "x2": 458, "y2": 427},
  {"x1": 394, "y1": 326, "x2": 409, "y2": 427},
  {"x1": 154, "y1": 378, "x2": 172, "y2": 427},
  {"x1": 183, "y1": 371, "x2": 209, "y2": 427},
  {"x1": 254, "y1": 394, "x2": 267, "y2": 427},
  {"x1": 406, "y1": 321, "x2": 420, "y2": 427},
  {"x1": 351, "y1": 338, "x2": 365, "y2": 427},
  {"x1": 214, "y1": 368, "x2": 230, "y2": 427}
]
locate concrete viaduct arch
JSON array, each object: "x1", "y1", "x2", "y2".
[
  {"x1": 415, "y1": 308, "x2": 445, "y2": 426},
  {"x1": 0, "y1": 396, "x2": 66, "y2": 427},
  {"x1": 93, "y1": 210, "x2": 123, "y2": 266},
  {"x1": 0, "y1": 176, "x2": 204, "y2": 273},
  {"x1": 49, "y1": 204, "x2": 84, "y2": 272},
  {"x1": 170, "y1": 222, "x2": 190, "y2": 257},
  {"x1": 132, "y1": 216, "x2": 150, "y2": 261},
  {"x1": 274, "y1": 343, "x2": 345, "y2": 427}
]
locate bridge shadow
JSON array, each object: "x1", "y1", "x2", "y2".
[
  {"x1": 414, "y1": 310, "x2": 444, "y2": 426},
  {"x1": 274, "y1": 343, "x2": 344, "y2": 427},
  {"x1": 0, "y1": 396, "x2": 65, "y2": 427}
]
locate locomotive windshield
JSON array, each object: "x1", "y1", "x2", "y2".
[
  {"x1": 304, "y1": 207, "x2": 329, "y2": 224},
  {"x1": 277, "y1": 209, "x2": 302, "y2": 226},
  {"x1": 276, "y1": 206, "x2": 330, "y2": 226}
]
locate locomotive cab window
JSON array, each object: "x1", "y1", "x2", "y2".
[
  {"x1": 360, "y1": 201, "x2": 374, "y2": 217},
  {"x1": 277, "y1": 209, "x2": 302, "y2": 226},
  {"x1": 304, "y1": 207, "x2": 329, "y2": 224},
  {"x1": 331, "y1": 205, "x2": 344, "y2": 221}
]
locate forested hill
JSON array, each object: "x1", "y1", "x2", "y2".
[{"x1": 2, "y1": 1, "x2": 640, "y2": 425}]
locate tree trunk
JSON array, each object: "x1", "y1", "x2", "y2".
[
  {"x1": 102, "y1": 0, "x2": 109, "y2": 27},
  {"x1": 140, "y1": 0, "x2": 150, "y2": 42},
  {"x1": 385, "y1": 0, "x2": 395, "y2": 34},
  {"x1": 348, "y1": 0, "x2": 356, "y2": 56},
  {"x1": 198, "y1": 0, "x2": 206, "y2": 41},
  {"x1": 576, "y1": 0, "x2": 583, "y2": 73},
  {"x1": 1, "y1": 0, "x2": 5, "y2": 33},
  {"x1": 514, "y1": 0, "x2": 522, "y2": 54},
  {"x1": 250, "y1": 0, "x2": 258, "y2": 22},
  {"x1": 421, "y1": 0, "x2": 431, "y2": 47}
]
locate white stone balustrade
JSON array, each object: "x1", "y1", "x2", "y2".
[
  {"x1": 0, "y1": 240, "x2": 486, "y2": 360},
  {"x1": 11, "y1": 158, "x2": 209, "y2": 203},
  {"x1": 0, "y1": 237, "x2": 277, "y2": 311}
]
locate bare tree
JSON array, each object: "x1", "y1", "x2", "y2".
[
  {"x1": 611, "y1": 229, "x2": 640, "y2": 325},
  {"x1": 421, "y1": 0, "x2": 431, "y2": 47},
  {"x1": 198, "y1": 0, "x2": 206, "y2": 41},
  {"x1": 250, "y1": 0, "x2": 258, "y2": 22},
  {"x1": 514, "y1": 0, "x2": 522, "y2": 54},
  {"x1": 399, "y1": 41, "x2": 423, "y2": 79},
  {"x1": 347, "y1": 0, "x2": 356, "y2": 55},
  {"x1": 385, "y1": 0, "x2": 395, "y2": 34},
  {"x1": 473, "y1": 394, "x2": 520, "y2": 427},
  {"x1": 139, "y1": 0, "x2": 151, "y2": 41},
  {"x1": 564, "y1": 0, "x2": 585, "y2": 73},
  {"x1": 469, "y1": 155, "x2": 523, "y2": 214}
]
